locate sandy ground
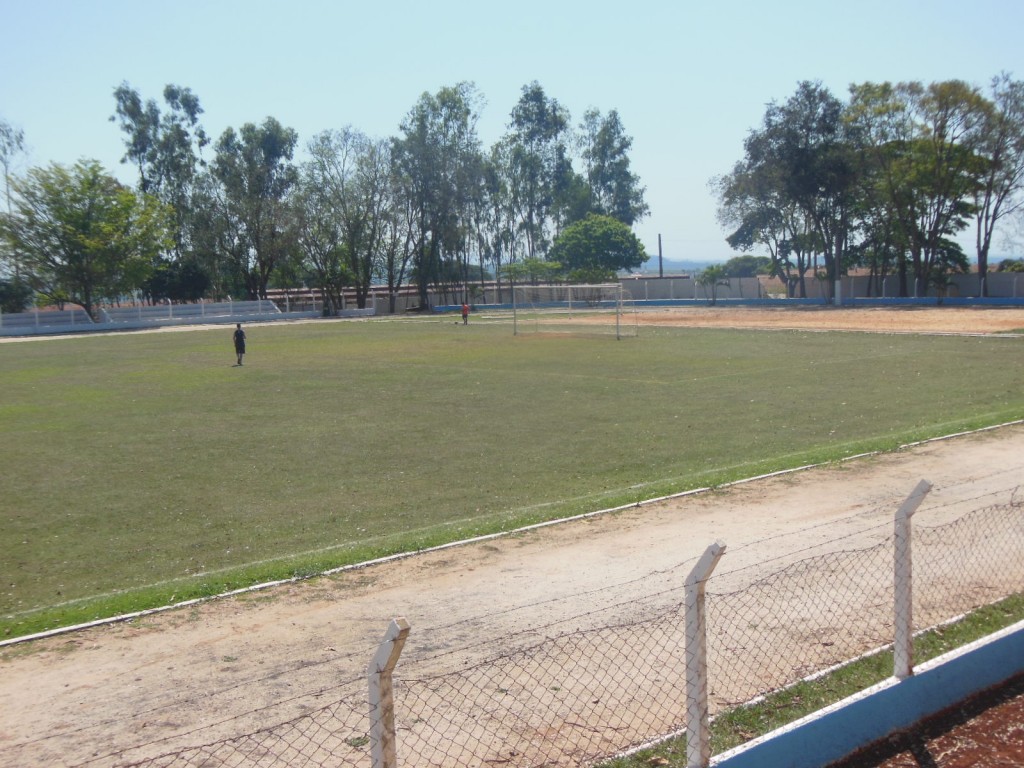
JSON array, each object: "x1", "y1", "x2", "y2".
[
  {"x1": 629, "y1": 304, "x2": 1024, "y2": 334},
  {"x1": 1, "y1": 306, "x2": 1022, "y2": 767}
]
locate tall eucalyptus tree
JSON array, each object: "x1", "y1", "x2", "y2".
[
  {"x1": 479, "y1": 139, "x2": 519, "y2": 301},
  {"x1": 0, "y1": 118, "x2": 26, "y2": 279},
  {"x1": 210, "y1": 117, "x2": 299, "y2": 299},
  {"x1": 392, "y1": 82, "x2": 484, "y2": 308},
  {"x1": 300, "y1": 128, "x2": 395, "y2": 311},
  {"x1": 295, "y1": 137, "x2": 348, "y2": 315},
  {"x1": 111, "y1": 83, "x2": 209, "y2": 261},
  {"x1": 577, "y1": 108, "x2": 649, "y2": 226},
  {"x1": 505, "y1": 82, "x2": 571, "y2": 259}
]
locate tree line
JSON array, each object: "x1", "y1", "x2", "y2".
[
  {"x1": 5, "y1": 74, "x2": 1022, "y2": 320},
  {"x1": 0, "y1": 81, "x2": 649, "y2": 319},
  {"x1": 712, "y1": 75, "x2": 1024, "y2": 298}
]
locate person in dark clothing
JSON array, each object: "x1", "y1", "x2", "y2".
[{"x1": 233, "y1": 323, "x2": 246, "y2": 366}]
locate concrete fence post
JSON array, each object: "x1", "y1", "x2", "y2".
[
  {"x1": 368, "y1": 617, "x2": 410, "y2": 768},
  {"x1": 686, "y1": 541, "x2": 727, "y2": 768},
  {"x1": 894, "y1": 480, "x2": 932, "y2": 680}
]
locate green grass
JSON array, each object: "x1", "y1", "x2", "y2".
[
  {"x1": 2, "y1": 317, "x2": 1023, "y2": 638},
  {"x1": 600, "y1": 593, "x2": 1024, "y2": 767}
]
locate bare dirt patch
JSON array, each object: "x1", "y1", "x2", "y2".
[{"x1": 632, "y1": 305, "x2": 1024, "y2": 334}]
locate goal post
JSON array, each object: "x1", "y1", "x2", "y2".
[{"x1": 511, "y1": 283, "x2": 638, "y2": 339}]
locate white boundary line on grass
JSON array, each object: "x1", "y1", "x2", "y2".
[{"x1": 3, "y1": 419, "x2": 1023, "y2": 649}]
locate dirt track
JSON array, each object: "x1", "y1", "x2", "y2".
[
  {"x1": 632, "y1": 304, "x2": 1024, "y2": 334},
  {"x1": 1, "y1": 307, "x2": 1022, "y2": 767}
]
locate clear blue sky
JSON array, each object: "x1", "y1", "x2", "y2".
[{"x1": 2, "y1": 0, "x2": 1023, "y2": 264}]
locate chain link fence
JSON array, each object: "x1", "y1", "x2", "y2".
[
  {"x1": 119, "y1": 693, "x2": 367, "y2": 767},
  {"x1": 69, "y1": 483, "x2": 1023, "y2": 768}
]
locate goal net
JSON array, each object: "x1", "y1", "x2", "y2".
[{"x1": 511, "y1": 283, "x2": 638, "y2": 339}]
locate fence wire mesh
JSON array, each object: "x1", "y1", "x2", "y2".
[
  {"x1": 914, "y1": 496, "x2": 1024, "y2": 633},
  {"x1": 396, "y1": 614, "x2": 687, "y2": 766},
  {"x1": 706, "y1": 541, "x2": 895, "y2": 713},
  {"x1": 704, "y1": 491, "x2": 1024, "y2": 716},
  {"x1": 58, "y1": 488, "x2": 1023, "y2": 768},
  {"x1": 113, "y1": 680, "x2": 368, "y2": 767}
]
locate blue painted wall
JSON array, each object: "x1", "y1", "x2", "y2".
[{"x1": 712, "y1": 622, "x2": 1024, "y2": 768}]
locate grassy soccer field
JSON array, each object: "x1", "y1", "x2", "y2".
[{"x1": 2, "y1": 317, "x2": 1023, "y2": 638}]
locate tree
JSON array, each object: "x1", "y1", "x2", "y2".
[
  {"x1": 500, "y1": 256, "x2": 563, "y2": 284},
  {"x1": 506, "y1": 82, "x2": 571, "y2": 259},
  {"x1": 302, "y1": 129, "x2": 396, "y2": 310},
  {"x1": 578, "y1": 108, "x2": 649, "y2": 225},
  {"x1": 550, "y1": 154, "x2": 591, "y2": 231},
  {"x1": 377, "y1": 171, "x2": 417, "y2": 314},
  {"x1": 547, "y1": 213, "x2": 647, "y2": 279},
  {"x1": 112, "y1": 83, "x2": 208, "y2": 195},
  {"x1": 392, "y1": 83, "x2": 484, "y2": 308},
  {"x1": 0, "y1": 277, "x2": 32, "y2": 313},
  {"x1": 722, "y1": 254, "x2": 770, "y2": 277},
  {"x1": 716, "y1": 75, "x2": 1016, "y2": 301},
  {"x1": 111, "y1": 83, "x2": 209, "y2": 261},
  {"x1": 0, "y1": 118, "x2": 27, "y2": 278},
  {"x1": 848, "y1": 80, "x2": 987, "y2": 295},
  {"x1": 210, "y1": 117, "x2": 299, "y2": 299},
  {"x1": 930, "y1": 237, "x2": 970, "y2": 295},
  {"x1": 974, "y1": 74, "x2": 1024, "y2": 295},
  {"x1": 186, "y1": 172, "x2": 243, "y2": 300},
  {"x1": 751, "y1": 81, "x2": 860, "y2": 300},
  {"x1": 294, "y1": 165, "x2": 348, "y2": 315},
  {"x1": 143, "y1": 258, "x2": 210, "y2": 303},
  {"x1": 712, "y1": 157, "x2": 817, "y2": 297},
  {"x1": 0, "y1": 160, "x2": 173, "y2": 319},
  {"x1": 711, "y1": 82, "x2": 855, "y2": 300},
  {"x1": 480, "y1": 138, "x2": 522, "y2": 300},
  {"x1": 696, "y1": 264, "x2": 730, "y2": 305},
  {"x1": 909, "y1": 81, "x2": 988, "y2": 293},
  {"x1": 297, "y1": 128, "x2": 384, "y2": 315}
]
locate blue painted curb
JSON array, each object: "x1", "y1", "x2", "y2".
[{"x1": 712, "y1": 620, "x2": 1024, "y2": 768}]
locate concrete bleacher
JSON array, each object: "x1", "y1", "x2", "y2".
[
  {"x1": 101, "y1": 300, "x2": 281, "y2": 324},
  {"x1": 0, "y1": 300, "x2": 290, "y2": 337},
  {"x1": 0, "y1": 308, "x2": 95, "y2": 332}
]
